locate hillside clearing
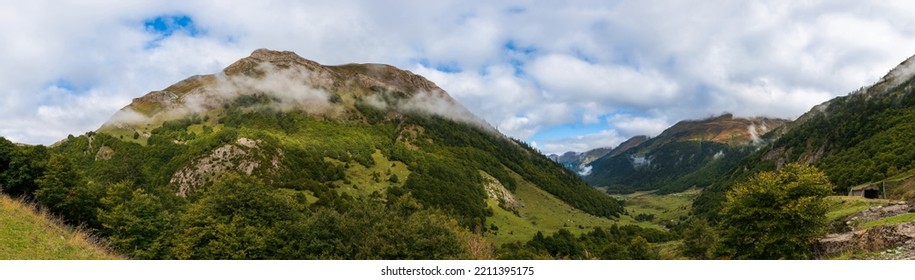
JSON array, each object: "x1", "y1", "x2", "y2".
[
  {"x1": 485, "y1": 171, "x2": 657, "y2": 245},
  {"x1": 0, "y1": 195, "x2": 120, "y2": 260},
  {"x1": 615, "y1": 188, "x2": 700, "y2": 224}
]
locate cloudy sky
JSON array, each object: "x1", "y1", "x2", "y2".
[{"x1": 3, "y1": 1, "x2": 915, "y2": 154}]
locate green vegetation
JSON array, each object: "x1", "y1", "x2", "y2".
[
  {"x1": 588, "y1": 140, "x2": 751, "y2": 194},
  {"x1": 718, "y1": 164, "x2": 832, "y2": 259},
  {"x1": 497, "y1": 225, "x2": 673, "y2": 260},
  {"x1": 0, "y1": 194, "x2": 119, "y2": 259},
  {"x1": 332, "y1": 150, "x2": 410, "y2": 196},
  {"x1": 35, "y1": 154, "x2": 104, "y2": 227},
  {"x1": 0, "y1": 138, "x2": 48, "y2": 197},
  {"x1": 616, "y1": 188, "x2": 699, "y2": 225},
  {"x1": 825, "y1": 196, "x2": 893, "y2": 221},
  {"x1": 401, "y1": 112, "x2": 622, "y2": 219},
  {"x1": 584, "y1": 115, "x2": 785, "y2": 195},
  {"x1": 0, "y1": 89, "x2": 623, "y2": 259},
  {"x1": 680, "y1": 217, "x2": 717, "y2": 259},
  {"x1": 694, "y1": 72, "x2": 915, "y2": 219},
  {"x1": 858, "y1": 213, "x2": 915, "y2": 230},
  {"x1": 824, "y1": 249, "x2": 883, "y2": 260},
  {"x1": 484, "y1": 171, "x2": 652, "y2": 246}
]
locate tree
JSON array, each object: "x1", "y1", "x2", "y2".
[
  {"x1": 357, "y1": 212, "x2": 469, "y2": 259},
  {"x1": 170, "y1": 175, "x2": 306, "y2": 259},
  {"x1": 0, "y1": 137, "x2": 13, "y2": 170},
  {"x1": 98, "y1": 181, "x2": 172, "y2": 259},
  {"x1": 627, "y1": 236, "x2": 658, "y2": 260},
  {"x1": 717, "y1": 163, "x2": 832, "y2": 259},
  {"x1": 598, "y1": 242, "x2": 630, "y2": 259},
  {"x1": 0, "y1": 138, "x2": 15, "y2": 192},
  {"x1": 35, "y1": 154, "x2": 102, "y2": 226},
  {"x1": 681, "y1": 217, "x2": 717, "y2": 259},
  {"x1": 1, "y1": 144, "x2": 49, "y2": 197}
]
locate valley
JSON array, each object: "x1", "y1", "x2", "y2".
[{"x1": 4, "y1": 49, "x2": 915, "y2": 260}]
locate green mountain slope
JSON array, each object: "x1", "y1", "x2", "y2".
[
  {"x1": 584, "y1": 114, "x2": 787, "y2": 194},
  {"x1": 9, "y1": 49, "x2": 623, "y2": 259},
  {"x1": 693, "y1": 53, "x2": 915, "y2": 218}
]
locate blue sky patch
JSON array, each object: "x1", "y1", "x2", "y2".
[
  {"x1": 415, "y1": 58, "x2": 462, "y2": 73},
  {"x1": 143, "y1": 15, "x2": 202, "y2": 49},
  {"x1": 51, "y1": 79, "x2": 78, "y2": 92},
  {"x1": 504, "y1": 40, "x2": 537, "y2": 75},
  {"x1": 144, "y1": 15, "x2": 200, "y2": 37},
  {"x1": 48, "y1": 79, "x2": 93, "y2": 95},
  {"x1": 504, "y1": 40, "x2": 536, "y2": 55}
]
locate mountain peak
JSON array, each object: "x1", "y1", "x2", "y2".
[
  {"x1": 99, "y1": 49, "x2": 492, "y2": 141},
  {"x1": 223, "y1": 48, "x2": 323, "y2": 75},
  {"x1": 656, "y1": 114, "x2": 787, "y2": 147},
  {"x1": 249, "y1": 48, "x2": 301, "y2": 60}
]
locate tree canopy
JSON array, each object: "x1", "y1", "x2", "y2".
[{"x1": 718, "y1": 163, "x2": 832, "y2": 259}]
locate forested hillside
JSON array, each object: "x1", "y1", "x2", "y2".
[
  {"x1": 585, "y1": 114, "x2": 786, "y2": 194},
  {"x1": 0, "y1": 49, "x2": 636, "y2": 259},
  {"x1": 693, "y1": 54, "x2": 915, "y2": 219}
]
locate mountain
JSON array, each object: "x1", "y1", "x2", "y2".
[
  {"x1": 548, "y1": 136, "x2": 650, "y2": 176},
  {"x1": 584, "y1": 114, "x2": 787, "y2": 194},
  {"x1": 606, "y1": 135, "x2": 650, "y2": 158},
  {"x1": 25, "y1": 49, "x2": 622, "y2": 259},
  {"x1": 100, "y1": 49, "x2": 487, "y2": 137},
  {"x1": 548, "y1": 147, "x2": 612, "y2": 175},
  {"x1": 693, "y1": 53, "x2": 915, "y2": 218}
]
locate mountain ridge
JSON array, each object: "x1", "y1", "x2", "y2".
[
  {"x1": 15, "y1": 48, "x2": 627, "y2": 259},
  {"x1": 584, "y1": 113, "x2": 787, "y2": 194},
  {"x1": 692, "y1": 51, "x2": 915, "y2": 219},
  {"x1": 101, "y1": 49, "x2": 491, "y2": 140}
]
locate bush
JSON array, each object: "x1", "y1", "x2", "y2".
[{"x1": 717, "y1": 164, "x2": 832, "y2": 259}]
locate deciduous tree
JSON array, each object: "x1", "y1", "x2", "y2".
[{"x1": 718, "y1": 163, "x2": 832, "y2": 259}]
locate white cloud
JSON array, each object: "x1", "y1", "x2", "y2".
[
  {"x1": 537, "y1": 130, "x2": 627, "y2": 156},
  {"x1": 607, "y1": 114, "x2": 671, "y2": 137},
  {"x1": 527, "y1": 54, "x2": 679, "y2": 108},
  {"x1": 414, "y1": 64, "x2": 549, "y2": 139},
  {"x1": 2, "y1": 0, "x2": 915, "y2": 152}
]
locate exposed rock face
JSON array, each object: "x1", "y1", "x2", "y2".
[
  {"x1": 817, "y1": 222, "x2": 915, "y2": 257},
  {"x1": 846, "y1": 203, "x2": 913, "y2": 227},
  {"x1": 817, "y1": 202, "x2": 915, "y2": 258},
  {"x1": 95, "y1": 146, "x2": 114, "y2": 161},
  {"x1": 171, "y1": 138, "x2": 282, "y2": 197},
  {"x1": 481, "y1": 171, "x2": 521, "y2": 213}
]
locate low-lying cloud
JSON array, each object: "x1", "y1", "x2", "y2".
[
  {"x1": 397, "y1": 91, "x2": 497, "y2": 133},
  {"x1": 106, "y1": 62, "x2": 338, "y2": 127},
  {"x1": 107, "y1": 60, "x2": 497, "y2": 136}
]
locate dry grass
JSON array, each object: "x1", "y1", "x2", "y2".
[{"x1": 0, "y1": 194, "x2": 122, "y2": 260}]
